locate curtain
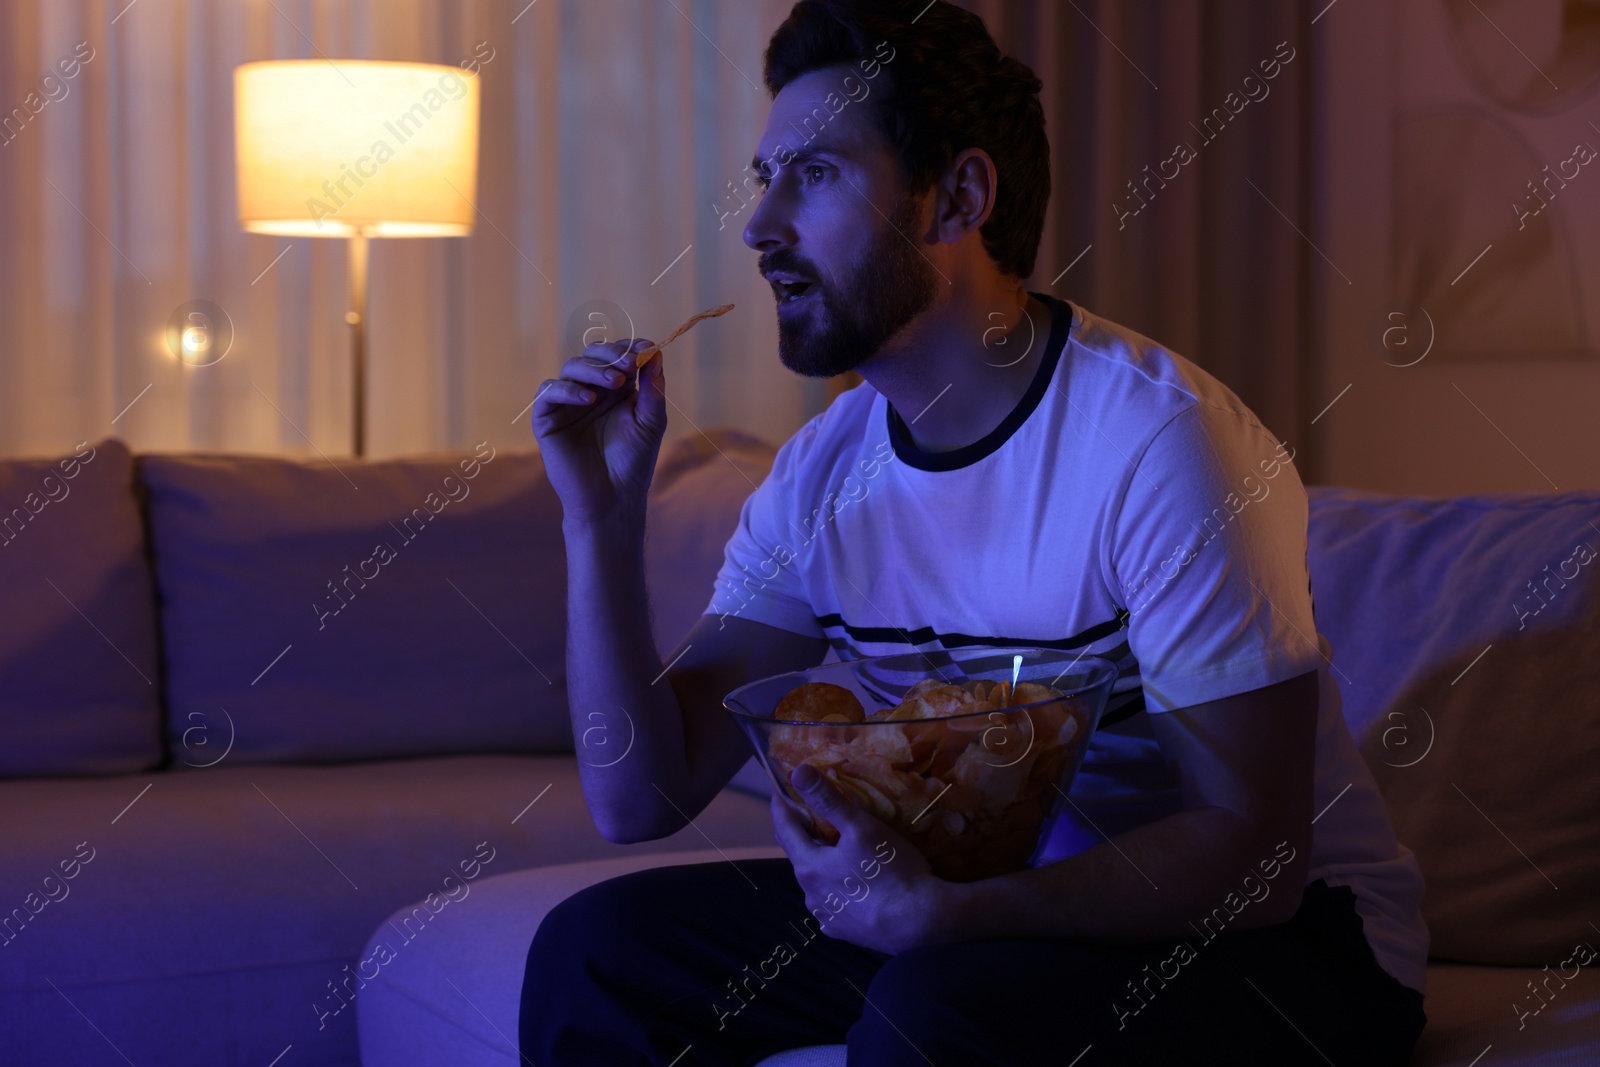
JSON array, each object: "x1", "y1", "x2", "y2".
[
  {"x1": 976, "y1": 0, "x2": 1317, "y2": 474},
  {"x1": 0, "y1": 0, "x2": 1317, "y2": 475}
]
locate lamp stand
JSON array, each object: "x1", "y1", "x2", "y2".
[{"x1": 345, "y1": 231, "x2": 371, "y2": 457}]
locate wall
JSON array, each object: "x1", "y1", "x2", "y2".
[{"x1": 1316, "y1": 0, "x2": 1600, "y2": 495}]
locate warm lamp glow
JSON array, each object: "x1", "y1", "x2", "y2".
[
  {"x1": 181, "y1": 325, "x2": 209, "y2": 360},
  {"x1": 235, "y1": 60, "x2": 480, "y2": 238}
]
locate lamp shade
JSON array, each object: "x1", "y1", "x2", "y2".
[{"x1": 235, "y1": 59, "x2": 479, "y2": 238}]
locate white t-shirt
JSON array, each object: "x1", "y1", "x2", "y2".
[{"x1": 704, "y1": 294, "x2": 1429, "y2": 995}]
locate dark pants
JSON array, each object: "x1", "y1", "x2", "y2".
[{"x1": 519, "y1": 858, "x2": 1425, "y2": 1066}]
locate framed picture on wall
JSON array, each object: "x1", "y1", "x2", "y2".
[
  {"x1": 1316, "y1": 0, "x2": 1600, "y2": 494},
  {"x1": 1386, "y1": 0, "x2": 1599, "y2": 363}
]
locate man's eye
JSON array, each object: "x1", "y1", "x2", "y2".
[{"x1": 804, "y1": 164, "x2": 830, "y2": 185}]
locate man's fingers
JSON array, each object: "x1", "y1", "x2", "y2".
[
  {"x1": 561, "y1": 354, "x2": 633, "y2": 393},
  {"x1": 578, "y1": 339, "x2": 631, "y2": 366},
  {"x1": 770, "y1": 793, "x2": 819, "y2": 855},
  {"x1": 790, "y1": 763, "x2": 871, "y2": 834},
  {"x1": 581, "y1": 337, "x2": 654, "y2": 369},
  {"x1": 532, "y1": 378, "x2": 600, "y2": 417},
  {"x1": 634, "y1": 352, "x2": 667, "y2": 432}
]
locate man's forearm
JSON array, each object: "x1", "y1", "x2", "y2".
[
  {"x1": 562, "y1": 511, "x2": 690, "y2": 842},
  {"x1": 928, "y1": 806, "x2": 1312, "y2": 945}
]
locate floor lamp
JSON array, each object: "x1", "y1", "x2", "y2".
[{"x1": 234, "y1": 59, "x2": 480, "y2": 457}]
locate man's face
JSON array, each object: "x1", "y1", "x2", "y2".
[{"x1": 743, "y1": 67, "x2": 941, "y2": 378}]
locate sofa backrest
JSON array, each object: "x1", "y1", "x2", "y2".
[
  {"x1": 1306, "y1": 485, "x2": 1600, "y2": 965},
  {"x1": 130, "y1": 429, "x2": 774, "y2": 769},
  {"x1": 645, "y1": 429, "x2": 780, "y2": 656}
]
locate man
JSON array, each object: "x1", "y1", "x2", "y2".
[{"x1": 523, "y1": 2, "x2": 1427, "y2": 1063}]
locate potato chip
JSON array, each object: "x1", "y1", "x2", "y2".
[
  {"x1": 973, "y1": 709, "x2": 1034, "y2": 758},
  {"x1": 942, "y1": 710, "x2": 992, "y2": 734},
  {"x1": 920, "y1": 684, "x2": 979, "y2": 717},
  {"x1": 774, "y1": 682, "x2": 866, "y2": 723},
  {"x1": 849, "y1": 726, "x2": 913, "y2": 766},
  {"x1": 883, "y1": 697, "x2": 932, "y2": 721},
  {"x1": 632, "y1": 303, "x2": 735, "y2": 367},
  {"x1": 835, "y1": 771, "x2": 897, "y2": 821},
  {"x1": 765, "y1": 673, "x2": 1087, "y2": 881},
  {"x1": 926, "y1": 724, "x2": 970, "y2": 779},
  {"x1": 839, "y1": 753, "x2": 906, "y2": 791},
  {"x1": 950, "y1": 746, "x2": 1029, "y2": 807},
  {"x1": 1012, "y1": 682, "x2": 1058, "y2": 706}
]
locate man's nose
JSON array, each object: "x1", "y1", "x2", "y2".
[{"x1": 743, "y1": 181, "x2": 796, "y2": 253}]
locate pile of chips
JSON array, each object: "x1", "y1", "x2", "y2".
[{"x1": 764, "y1": 677, "x2": 1087, "y2": 882}]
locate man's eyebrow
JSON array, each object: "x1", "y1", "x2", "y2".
[{"x1": 751, "y1": 144, "x2": 844, "y2": 176}]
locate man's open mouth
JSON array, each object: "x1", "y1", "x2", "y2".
[{"x1": 770, "y1": 277, "x2": 817, "y2": 304}]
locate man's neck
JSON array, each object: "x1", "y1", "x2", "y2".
[{"x1": 858, "y1": 287, "x2": 1051, "y2": 455}]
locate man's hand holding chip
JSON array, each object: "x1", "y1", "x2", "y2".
[
  {"x1": 771, "y1": 762, "x2": 955, "y2": 955},
  {"x1": 531, "y1": 337, "x2": 668, "y2": 527}
]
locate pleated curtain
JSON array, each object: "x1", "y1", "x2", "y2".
[{"x1": 0, "y1": 0, "x2": 1317, "y2": 475}]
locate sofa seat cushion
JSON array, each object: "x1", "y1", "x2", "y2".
[
  {"x1": 0, "y1": 438, "x2": 162, "y2": 777},
  {"x1": 0, "y1": 755, "x2": 774, "y2": 1067},
  {"x1": 357, "y1": 852, "x2": 1600, "y2": 1067},
  {"x1": 356, "y1": 847, "x2": 789, "y2": 1067},
  {"x1": 1306, "y1": 487, "x2": 1600, "y2": 965},
  {"x1": 1409, "y1": 962, "x2": 1600, "y2": 1066}
]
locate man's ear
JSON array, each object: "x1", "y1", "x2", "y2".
[{"x1": 933, "y1": 147, "x2": 999, "y2": 244}]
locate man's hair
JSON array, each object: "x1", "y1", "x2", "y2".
[{"x1": 763, "y1": 0, "x2": 1050, "y2": 280}]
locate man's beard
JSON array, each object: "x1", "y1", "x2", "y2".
[{"x1": 774, "y1": 192, "x2": 940, "y2": 379}]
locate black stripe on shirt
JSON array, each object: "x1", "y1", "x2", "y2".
[
  {"x1": 821, "y1": 621, "x2": 1149, "y2": 727},
  {"x1": 813, "y1": 609, "x2": 1130, "y2": 652}
]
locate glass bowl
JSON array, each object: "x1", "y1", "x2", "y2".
[{"x1": 724, "y1": 647, "x2": 1119, "y2": 882}]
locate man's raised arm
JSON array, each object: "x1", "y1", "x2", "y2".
[{"x1": 534, "y1": 336, "x2": 826, "y2": 843}]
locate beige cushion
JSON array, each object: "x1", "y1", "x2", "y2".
[
  {"x1": 136, "y1": 429, "x2": 775, "y2": 766},
  {"x1": 0, "y1": 438, "x2": 162, "y2": 777},
  {"x1": 140, "y1": 444, "x2": 575, "y2": 762},
  {"x1": 1306, "y1": 487, "x2": 1600, "y2": 966},
  {"x1": 1363, "y1": 593, "x2": 1600, "y2": 964},
  {"x1": 357, "y1": 846, "x2": 787, "y2": 1066},
  {"x1": 644, "y1": 428, "x2": 778, "y2": 655}
]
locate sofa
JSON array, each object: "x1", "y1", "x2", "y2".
[
  {"x1": 0, "y1": 430, "x2": 783, "y2": 1066},
  {"x1": 2, "y1": 432, "x2": 1596, "y2": 1066},
  {"x1": 355, "y1": 469, "x2": 1600, "y2": 1064}
]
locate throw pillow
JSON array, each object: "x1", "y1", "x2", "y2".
[
  {"x1": 1307, "y1": 486, "x2": 1600, "y2": 965},
  {"x1": 0, "y1": 438, "x2": 163, "y2": 777}
]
